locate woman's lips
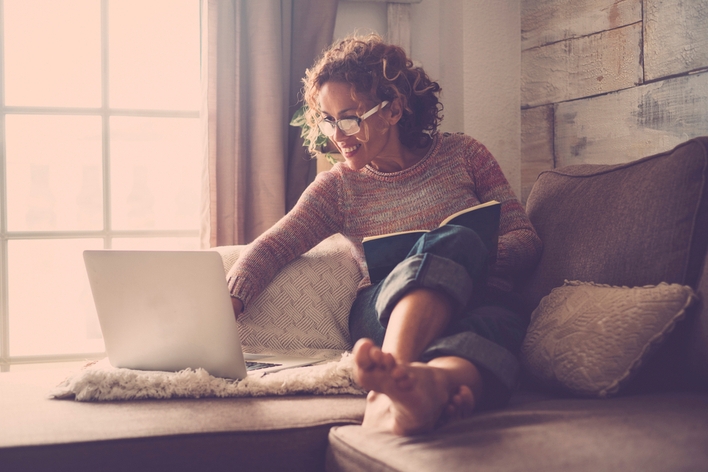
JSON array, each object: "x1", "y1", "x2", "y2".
[{"x1": 339, "y1": 143, "x2": 361, "y2": 157}]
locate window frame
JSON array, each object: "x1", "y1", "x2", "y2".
[{"x1": 0, "y1": 0, "x2": 201, "y2": 371}]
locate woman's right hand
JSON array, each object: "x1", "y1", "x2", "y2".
[{"x1": 231, "y1": 297, "x2": 244, "y2": 320}]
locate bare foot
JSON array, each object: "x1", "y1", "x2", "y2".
[
  {"x1": 352, "y1": 338, "x2": 452, "y2": 435},
  {"x1": 352, "y1": 338, "x2": 402, "y2": 391},
  {"x1": 444, "y1": 385, "x2": 477, "y2": 421}
]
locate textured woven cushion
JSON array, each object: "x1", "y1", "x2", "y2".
[
  {"x1": 520, "y1": 281, "x2": 697, "y2": 397},
  {"x1": 521, "y1": 138, "x2": 708, "y2": 313},
  {"x1": 213, "y1": 235, "x2": 362, "y2": 354}
]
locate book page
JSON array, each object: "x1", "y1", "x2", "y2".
[
  {"x1": 439, "y1": 200, "x2": 499, "y2": 226},
  {"x1": 362, "y1": 229, "x2": 427, "y2": 243}
]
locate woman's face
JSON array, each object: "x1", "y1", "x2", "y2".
[{"x1": 317, "y1": 81, "x2": 393, "y2": 171}]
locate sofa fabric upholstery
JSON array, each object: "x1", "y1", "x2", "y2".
[
  {"x1": 326, "y1": 392, "x2": 708, "y2": 472},
  {"x1": 519, "y1": 137, "x2": 708, "y2": 393},
  {"x1": 520, "y1": 137, "x2": 708, "y2": 312},
  {"x1": 689, "y1": 249, "x2": 708, "y2": 390},
  {"x1": 0, "y1": 371, "x2": 365, "y2": 472},
  {"x1": 326, "y1": 138, "x2": 708, "y2": 472}
]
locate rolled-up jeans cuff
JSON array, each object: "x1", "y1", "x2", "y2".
[
  {"x1": 421, "y1": 332, "x2": 520, "y2": 400},
  {"x1": 374, "y1": 253, "x2": 474, "y2": 325}
]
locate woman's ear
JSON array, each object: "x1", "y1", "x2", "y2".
[{"x1": 384, "y1": 98, "x2": 404, "y2": 125}]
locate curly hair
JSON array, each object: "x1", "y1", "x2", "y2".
[{"x1": 302, "y1": 34, "x2": 443, "y2": 154}]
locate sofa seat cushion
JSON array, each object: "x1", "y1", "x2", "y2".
[
  {"x1": 0, "y1": 369, "x2": 365, "y2": 472},
  {"x1": 326, "y1": 392, "x2": 708, "y2": 472}
]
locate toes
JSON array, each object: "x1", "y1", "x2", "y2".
[
  {"x1": 354, "y1": 339, "x2": 397, "y2": 374},
  {"x1": 390, "y1": 364, "x2": 413, "y2": 383},
  {"x1": 352, "y1": 339, "x2": 402, "y2": 392},
  {"x1": 353, "y1": 338, "x2": 374, "y2": 354},
  {"x1": 379, "y1": 351, "x2": 396, "y2": 371},
  {"x1": 441, "y1": 385, "x2": 477, "y2": 422},
  {"x1": 453, "y1": 386, "x2": 476, "y2": 416},
  {"x1": 458, "y1": 385, "x2": 475, "y2": 405},
  {"x1": 450, "y1": 394, "x2": 462, "y2": 408},
  {"x1": 368, "y1": 345, "x2": 384, "y2": 365},
  {"x1": 353, "y1": 338, "x2": 376, "y2": 369}
]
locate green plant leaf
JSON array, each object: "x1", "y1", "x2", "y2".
[
  {"x1": 289, "y1": 106, "x2": 307, "y2": 127},
  {"x1": 291, "y1": 104, "x2": 335, "y2": 156},
  {"x1": 325, "y1": 152, "x2": 338, "y2": 165}
]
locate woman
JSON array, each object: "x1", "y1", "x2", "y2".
[{"x1": 228, "y1": 34, "x2": 542, "y2": 435}]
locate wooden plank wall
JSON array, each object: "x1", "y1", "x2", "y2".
[{"x1": 520, "y1": 0, "x2": 708, "y2": 203}]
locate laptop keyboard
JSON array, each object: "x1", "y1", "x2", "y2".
[{"x1": 246, "y1": 361, "x2": 282, "y2": 371}]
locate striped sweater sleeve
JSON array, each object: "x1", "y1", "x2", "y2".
[
  {"x1": 226, "y1": 171, "x2": 344, "y2": 307},
  {"x1": 465, "y1": 140, "x2": 543, "y2": 281}
]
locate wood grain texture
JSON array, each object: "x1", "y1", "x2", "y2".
[
  {"x1": 555, "y1": 71, "x2": 708, "y2": 167},
  {"x1": 522, "y1": 23, "x2": 642, "y2": 108},
  {"x1": 522, "y1": 0, "x2": 641, "y2": 50},
  {"x1": 644, "y1": 0, "x2": 708, "y2": 81},
  {"x1": 521, "y1": 105, "x2": 554, "y2": 203}
]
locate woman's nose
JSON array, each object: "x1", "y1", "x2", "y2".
[{"x1": 332, "y1": 124, "x2": 347, "y2": 141}]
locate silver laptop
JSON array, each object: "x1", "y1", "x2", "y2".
[{"x1": 83, "y1": 250, "x2": 321, "y2": 379}]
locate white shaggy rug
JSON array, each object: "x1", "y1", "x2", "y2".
[{"x1": 50, "y1": 351, "x2": 365, "y2": 402}]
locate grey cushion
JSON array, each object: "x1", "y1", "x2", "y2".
[
  {"x1": 326, "y1": 392, "x2": 708, "y2": 472},
  {"x1": 520, "y1": 137, "x2": 708, "y2": 312}
]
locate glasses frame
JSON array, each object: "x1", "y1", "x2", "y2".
[{"x1": 318, "y1": 101, "x2": 390, "y2": 137}]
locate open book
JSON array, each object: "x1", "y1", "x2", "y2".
[{"x1": 362, "y1": 200, "x2": 501, "y2": 283}]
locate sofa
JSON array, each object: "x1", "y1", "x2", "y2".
[{"x1": 1, "y1": 137, "x2": 707, "y2": 472}]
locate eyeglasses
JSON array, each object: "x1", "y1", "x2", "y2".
[{"x1": 318, "y1": 101, "x2": 389, "y2": 137}]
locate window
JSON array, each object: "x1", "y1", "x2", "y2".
[{"x1": 0, "y1": 0, "x2": 201, "y2": 371}]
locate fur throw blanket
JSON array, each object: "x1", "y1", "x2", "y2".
[{"x1": 50, "y1": 351, "x2": 365, "y2": 402}]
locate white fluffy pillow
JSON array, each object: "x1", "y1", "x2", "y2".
[
  {"x1": 213, "y1": 235, "x2": 362, "y2": 356},
  {"x1": 520, "y1": 281, "x2": 697, "y2": 397}
]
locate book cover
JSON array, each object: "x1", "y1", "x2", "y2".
[{"x1": 362, "y1": 200, "x2": 501, "y2": 283}]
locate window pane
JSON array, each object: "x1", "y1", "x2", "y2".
[
  {"x1": 110, "y1": 116, "x2": 201, "y2": 230},
  {"x1": 109, "y1": 0, "x2": 200, "y2": 110},
  {"x1": 3, "y1": 0, "x2": 101, "y2": 107},
  {"x1": 8, "y1": 239, "x2": 105, "y2": 357},
  {"x1": 111, "y1": 237, "x2": 200, "y2": 251},
  {"x1": 6, "y1": 115, "x2": 103, "y2": 231}
]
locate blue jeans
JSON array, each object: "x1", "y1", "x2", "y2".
[{"x1": 349, "y1": 225, "x2": 527, "y2": 408}]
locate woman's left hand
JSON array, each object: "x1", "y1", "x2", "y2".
[{"x1": 231, "y1": 297, "x2": 244, "y2": 320}]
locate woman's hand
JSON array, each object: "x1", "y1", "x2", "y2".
[{"x1": 231, "y1": 297, "x2": 244, "y2": 320}]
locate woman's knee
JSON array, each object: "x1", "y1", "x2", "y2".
[{"x1": 410, "y1": 225, "x2": 489, "y2": 279}]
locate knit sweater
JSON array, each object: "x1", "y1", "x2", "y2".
[{"x1": 227, "y1": 133, "x2": 542, "y2": 307}]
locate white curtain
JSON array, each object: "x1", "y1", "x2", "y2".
[{"x1": 200, "y1": 0, "x2": 338, "y2": 247}]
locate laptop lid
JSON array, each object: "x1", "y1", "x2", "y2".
[{"x1": 84, "y1": 250, "x2": 249, "y2": 379}]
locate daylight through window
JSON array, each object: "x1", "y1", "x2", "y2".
[{"x1": 0, "y1": 0, "x2": 202, "y2": 370}]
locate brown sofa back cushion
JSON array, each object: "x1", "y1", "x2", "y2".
[
  {"x1": 690, "y1": 245, "x2": 708, "y2": 389},
  {"x1": 520, "y1": 137, "x2": 708, "y2": 313},
  {"x1": 520, "y1": 137, "x2": 708, "y2": 391}
]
